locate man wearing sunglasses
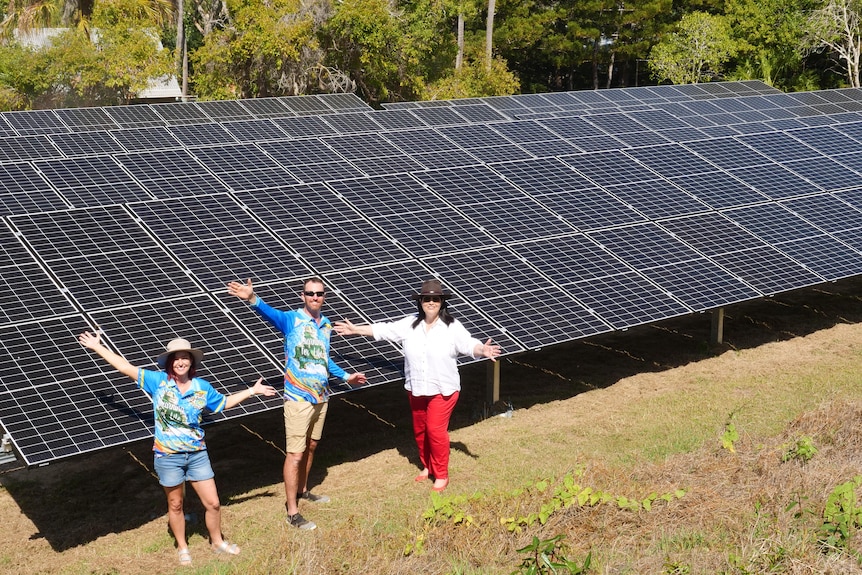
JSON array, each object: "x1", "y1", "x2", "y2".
[{"x1": 227, "y1": 277, "x2": 366, "y2": 530}]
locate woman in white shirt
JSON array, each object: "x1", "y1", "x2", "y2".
[{"x1": 335, "y1": 279, "x2": 500, "y2": 491}]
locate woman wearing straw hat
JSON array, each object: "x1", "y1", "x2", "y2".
[
  {"x1": 78, "y1": 331, "x2": 277, "y2": 566},
  {"x1": 335, "y1": 279, "x2": 500, "y2": 492}
]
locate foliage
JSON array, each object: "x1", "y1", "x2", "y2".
[
  {"x1": 721, "y1": 412, "x2": 739, "y2": 453},
  {"x1": 818, "y1": 476, "x2": 862, "y2": 550},
  {"x1": 0, "y1": 0, "x2": 174, "y2": 108},
  {"x1": 501, "y1": 473, "x2": 686, "y2": 532},
  {"x1": 423, "y1": 55, "x2": 519, "y2": 99},
  {"x1": 782, "y1": 436, "x2": 818, "y2": 463},
  {"x1": 422, "y1": 490, "x2": 475, "y2": 526},
  {"x1": 190, "y1": 0, "x2": 317, "y2": 99},
  {"x1": 802, "y1": 0, "x2": 862, "y2": 87},
  {"x1": 512, "y1": 535, "x2": 592, "y2": 575},
  {"x1": 0, "y1": 42, "x2": 50, "y2": 109},
  {"x1": 648, "y1": 10, "x2": 738, "y2": 84},
  {"x1": 724, "y1": 0, "x2": 814, "y2": 89},
  {"x1": 318, "y1": 0, "x2": 459, "y2": 104},
  {"x1": 0, "y1": 0, "x2": 60, "y2": 39}
]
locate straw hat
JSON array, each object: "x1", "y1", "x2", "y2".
[{"x1": 156, "y1": 338, "x2": 204, "y2": 369}]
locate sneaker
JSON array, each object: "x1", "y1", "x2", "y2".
[
  {"x1": 287, "y1": 512, "x2": 317, "y2": 530},
  {"x1": 299, "y1": 490, "x2": 330, "y2": 503}
]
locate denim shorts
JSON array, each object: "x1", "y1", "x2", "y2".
[{"x1": 153, "y1": 450, "x2": 214, "y2": 487}]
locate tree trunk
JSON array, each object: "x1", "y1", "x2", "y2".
[
  {"x1": 486, "y1": 0, "x2": 495, "y2": 71},
  {"x1": 176, "y1": 0, "x2": 187, "y2": 100},
  {"x1": 606, "y1": 50, "x2": 615, "y2": 89},
  {"x1": 456, "y1": 12, "x2": 464, "y2": 70}
]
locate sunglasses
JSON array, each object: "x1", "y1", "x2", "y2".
[
  {"x1": 303, "y1": 291, "x2": 325, "y2": 297},
  {"x1": 421, "y1": 296, "x2": 442, "y2": 303}
]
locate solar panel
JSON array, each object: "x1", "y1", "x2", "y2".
[
  {"x1": 0, "y1": 115, "x2": 16, "y2": 138},
  {"x1": 726, "y1": 163, "x2": 822, "y2": 199},
  {"x1": 111, "y1": 126, "x2": 182, "y2": 152},
  {"x1": 368, "y1": 109, "x2": 428, "y2": 130},
  {"x1": 195, "y1": 99, "x2": 255, "y2": 122},
  {"x1": 54, "y1": 107, "x2": 119, "y2": 132},
  {"x1": 236, "y1": 97, "x2": 294, "y2": 119},
  {"x1": 168, "y1": 122, "x2": 237, "y2": 147},
  {"x1": 103, "y1": 104, "x2": 166, "y2": 128},
  {"x1": 220, "y1": 118, "x2": 289, "y2": 143},
  {"x1": 0, "y1": 135, "x2": 63, "y2": 161},
  {"x1": 279, "y1": 95, "x2": 333, "y2": 115},
  {"x1": 6, "y1": 82, "x2": 862, "y2": 466},
  {"x1": 150, "y1": 101, "x2": 212, "y2": 125},
  {"x1": 4, "y1": 109, "x2": 69, "y2": 135},
  {"x1": 48, "y1": 131, "x2": 125, "y2": 156},
  {"x1": 320, "y1": 112, "x2": 383, "y2": 134},
  {"x1": 602, "y1": 179, "x2": 710, "y2": 219},
  {"x1": 564, "y1": 271, "x2": 691, "y2": 328},
  {"x1": 34, "y1": 156, "x2": 153, "y2": 207}
]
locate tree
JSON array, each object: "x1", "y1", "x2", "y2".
[
  {"x1": 424, "y1": 53, "x2": 518, "y2": 97},
  {"x1": 45, "y1": 0, "x2": 174, "y2": 105},
  {"x1": 803, "y1": 0, "x2": 862, "y2": 87},
  {"x1": 190, "y1": 0, "x2": 317, "y2": 99},
  {"x1": 0, "y1": 0, "x2": 59, "y2": 38},
  {"x1": 725, "y1": 0, "x2": 814, "y2": 90},
  {"x1": 648, "y1": 10, "x2": 737, "y2": 84}
]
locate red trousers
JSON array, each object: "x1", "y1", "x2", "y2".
[{"x1": 408, "y1": 391, "x2": 459, "y2": 480}]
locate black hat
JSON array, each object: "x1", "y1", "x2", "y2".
[{"x1": 411, "y1": 279, "x2": 450, "y2": 300}]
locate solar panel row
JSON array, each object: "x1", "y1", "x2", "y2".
[{"x1": 3, "y1": 80, "x2": 862, "y2": 466}]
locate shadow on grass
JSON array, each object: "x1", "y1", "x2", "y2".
[{"x1": 3, "y1": 277, "x2": 862, "y2": 550}]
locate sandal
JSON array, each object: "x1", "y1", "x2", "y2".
[
  {"x1": 177, "y1": 548, "x2": 192, "y2": 565},
  {"x1": 213, "y1": 540, "x2": 241, "y2": 556}
]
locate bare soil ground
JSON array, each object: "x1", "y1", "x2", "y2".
[{"x1": 4, "y1": 277, "x2": 862, "y2": 574}]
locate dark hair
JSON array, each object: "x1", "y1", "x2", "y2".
[
  {"x1": 412, "y1": 298, "x2": 454, "y2": 329},
  {"x1": 165, "y1": 352, "x2": 197, "y2": 382}
]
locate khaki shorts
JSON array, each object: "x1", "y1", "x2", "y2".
[{"x1": 283, "y1": 400, "x2": 328, "y2": 453}]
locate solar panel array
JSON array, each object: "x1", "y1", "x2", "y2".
[{"x1": 4, "y1": 81, "x2": 862, "y2": 466}]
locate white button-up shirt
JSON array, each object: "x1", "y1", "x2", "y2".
[{"x1": 372, "y1": 315, "x2": 481, "y2": 397}]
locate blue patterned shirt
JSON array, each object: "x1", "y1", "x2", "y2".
[{"x1": 138, "y1": 369, "x2": 227, "y2": 454}]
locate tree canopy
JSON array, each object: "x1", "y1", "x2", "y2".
[{"x1": 0, "y1": 0, "x2": 860, "y2": 109}]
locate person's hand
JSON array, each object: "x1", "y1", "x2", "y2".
[
  {"x1": 333, "y1": 319, "x2": 354, "y2": 335},
  {"x1": 482, "y1": 338, "x2": 501, "y2": 361},
  {"x1": 78, "y1": 330, "x2": 101, "y2": 351},
  {"x1": 347, "y1": 372, "x2": 367, "y2": 386},
  {"x1": 251, "y1": 376, "x2": 278, "y2": 397},
  {"x1": 227, "y1": 279, "x2": 255, "y2": 302}
]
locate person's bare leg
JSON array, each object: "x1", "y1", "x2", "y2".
[
  {"x1": 298, "y1": 438, "x2": 317, "y2": 494},
  {"x1": 284, "y1": 451, "x2": 303, "y2": 515},
  {"x1": 189, "y1": 478, "x2": 226, "y2": 549},
  {"x1": 164, "y1": 484, "x2": 187, "y2": 549}
]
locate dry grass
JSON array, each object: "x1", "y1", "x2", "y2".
[{"x1": 5, "y1": 279, "x2": 862, "y2": 574}]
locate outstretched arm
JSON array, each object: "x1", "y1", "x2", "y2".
[
  {"x1": 224, "y1": 377, "x2": 278, "y2": 410},
  {"x1": 78, "y1": 331, "x2": 138, "y2": 380},
  {"x1": 334, "y1": 319, "x2": 374, "y2": 338}
]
